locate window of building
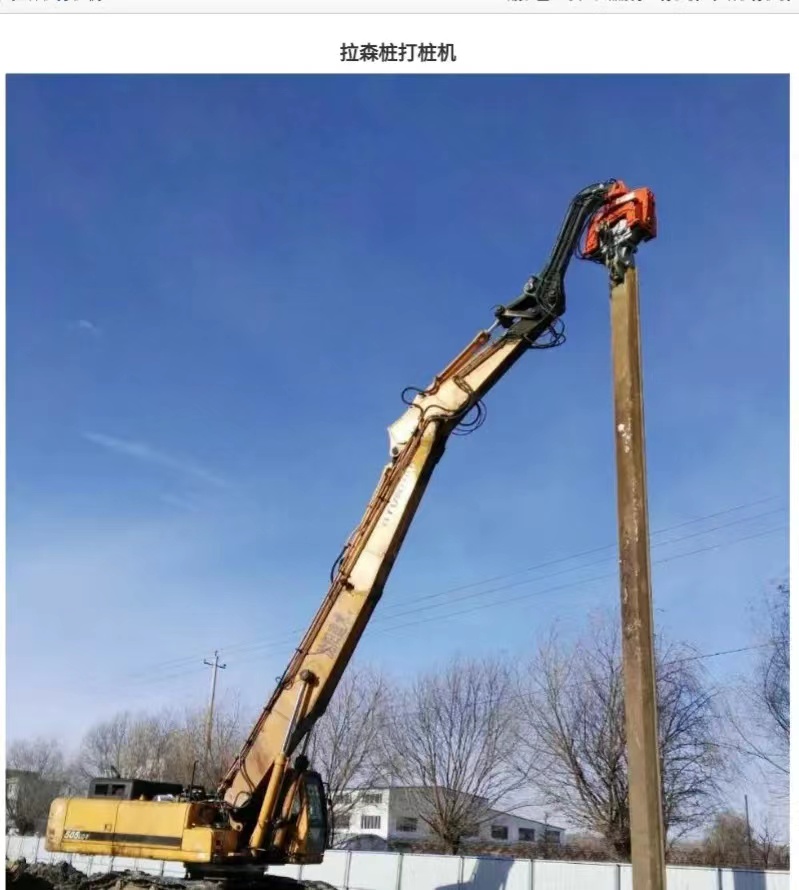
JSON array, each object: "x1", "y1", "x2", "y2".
[
  {"x1": 361, "y1": 815, "x2": 382, "y2": 830},
  {"x1": 396, "y1": 817, "x2": 418, "y2": 833},
  {"x1": 361, "y1": 792, "x2": 383, "y2": 805},
  {"x1": 463, "y1": 824, "x2": 480, "y2": 838},
  {"x1": 518, "y1": 828, "x2": 536, "y2": 842},
  {"x1": 490, "y1": 824, "x2": 508, "y2": 840},
  {"x1": 335, "y1": 814, "x2": 351, "y2": 831},
  {"x1": 334, "y1": 792, "x2": 351, "y2": 805},
  {"x1": 545, "y1": 829, "x2": 560, "y2": 843}
]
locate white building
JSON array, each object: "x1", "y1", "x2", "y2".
[{"x1": 332, "y1": 786, "x2": 564, "y2": 847}]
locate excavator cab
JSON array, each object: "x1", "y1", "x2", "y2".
[
  {"x1": 285, "y1": 771, "x2": 328, "y2": 864},
  {"x1": 261, "y1": 768, "x2": 328, "y2": 866}
]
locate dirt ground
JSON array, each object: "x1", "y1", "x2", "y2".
[
  {"x1": 5, "y1": 860, "x2": 182, "y2": 890},
  {"x1": 5, "y1": 859, "x2": 335, "y2": 890}
]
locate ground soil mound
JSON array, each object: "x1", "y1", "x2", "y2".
[
  {"x1": 6, "y1": 859, "x2": 335, "y2": 890},
  {"x1": 5, "y1": 859, "x2": 181, "y2": 890}
]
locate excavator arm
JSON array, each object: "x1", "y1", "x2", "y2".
[
  {"x1": 222, "y1": 329, "x2": 532, "y2": 834},
  {"x1": 218, "y1": 180, "x2": 620, "y2": 850}
]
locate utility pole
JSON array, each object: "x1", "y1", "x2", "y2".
[
  {"x1": 608, "y1": 261, "x2": 666, "y2": 890},
  {"x1": 745, "y1": 794, "x2": 753, "y2": 867},
  {"x1": 203, "y1": 650, "x2": 227, "y2": 765}
]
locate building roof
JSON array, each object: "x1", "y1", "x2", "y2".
[
  {"x1": 343, "y1": 783, "x2": 564, "y2": 831},
  {"x1": 344, "y1": 784, "x2": 456, "y2": 791},
  {"x1": 486, "y1": 807, "x2": 565, "y2": 832}
]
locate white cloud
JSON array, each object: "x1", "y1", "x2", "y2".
[
  {"x1": 159, "y1": 492, "x2": 199, "y2": 511},
  {"x1": 70, "y1": 318, "x2": 102, "y2": 336},
  {"x1": 83, "y1": 431, "x2": 227, "y2": 488},
  {"x1": 5, "y1": 505, "x2": 293, "y2": 746}
]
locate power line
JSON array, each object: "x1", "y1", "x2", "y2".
[
  {"x1": 91, "y1": 517, "x2": 785, "y2": 695},
  {"x1": 226, "y1": 522, "x2": 786, "y2": 669},
  {"x1": 98, "y1": 514, "x2": 787, "y2": 691},
  {"x1": 111, "y1": 495, "x2": 786, "y2": 685},
  {"x1": 347, "y1": 509, "x2": 786, "y2": 628},
  {"x1": 82, "y1": 639, "x2": 779, "y2": 731},
  {"x1": 247, "y1": 497, "x2": 783, "y2": 648},
  {"x1": 222, "y1": 504, "x2": 784, "y2": 653},
  {"x1": 370, "y1": 642, "x2": 775, "y2": 725}
]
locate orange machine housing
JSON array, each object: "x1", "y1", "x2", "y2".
[{"x1": 583, "y1": 181, "x2": 657, "y2": 259}]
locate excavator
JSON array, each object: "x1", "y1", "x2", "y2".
[{"x1": 45, "y1": 180, "x2": 656, "y2": 888}]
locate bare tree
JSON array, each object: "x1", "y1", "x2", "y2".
[
  {"x1": 728, "y1": 582, "x2": 789, "y2": 784},
  {"x1": 307, "y1": 667, "x2": 389, "y2": 834},
  {"x1": 700, "y1": 810, "x2": 788, "y2": 869},
  {"x1": 702, "y1": 810, "x2": 751, "y2": 867},
  {"x1": 761, "y1": 583, "x2": 790, "y2": 748},
  {"x1": 515, "y1": 614, "x2": 724, "y2": 859},
  {"x1": 167, "y1": 692, "x2": 247, "y2": 790},
  {"x1": 6, "y1": 738, "x2": 69, "y2": 834},
  {"x1": 129, "y1": 711, "x2": 183, "y2": 780},
  {"x1": 378, "y1": 655, "x2": 525, "y2": 854},
  {"x1": 657, "y1": 638, "x2": 725, "y2": 839},
  {"x1": 78, "y1": 710, "x2": 180, "y2": 782},
  {"x1": 78, "y1": 711, "x2": 135, "y2": 779},
  {"x1": 78, "y1": 697, "x2": 246, "y2": 791},
  {"x1": 753, "y1": 817, "x2": 790, "y2": 870}
]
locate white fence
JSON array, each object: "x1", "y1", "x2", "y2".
[{"x1": 5, "y1": 835, "x2": 790, "y2": 890}]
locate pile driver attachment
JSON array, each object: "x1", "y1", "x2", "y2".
[
  {"x1": 44, "y1": 179, "x2": 656, "y2": 890},
  {"x1": 581, "y1": 180, "x2": 657, "y2": 280}
]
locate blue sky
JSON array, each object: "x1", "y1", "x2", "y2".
[{"x1": 6, "y1": 75, "x2": 789, "y2": 777}]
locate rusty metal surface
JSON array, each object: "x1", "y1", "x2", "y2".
[{"x1": 609, "y1": 264, "x2": 666, "y2": 890}]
